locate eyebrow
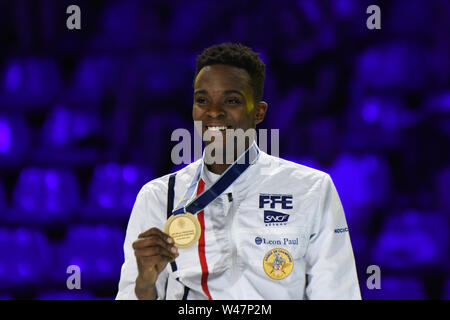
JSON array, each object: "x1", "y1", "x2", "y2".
[{"x1": 194, "y1": 89, "x2": 245, "y2": 97}]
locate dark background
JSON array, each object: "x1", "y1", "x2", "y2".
[{"x1": 0, "y1": 0, "x2": 449, "y2": 300}]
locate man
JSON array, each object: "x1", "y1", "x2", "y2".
[{"x1": 116, "y1": 43, "x2": 361, "y2": 300}]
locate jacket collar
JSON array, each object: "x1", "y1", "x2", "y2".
[{"x1": 200, "y1": 141, "x2": 263, "y2": 197}]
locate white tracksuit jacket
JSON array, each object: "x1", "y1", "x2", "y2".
[{"x1": 116, "y1": 145, "x2": 361, "y2": 300}]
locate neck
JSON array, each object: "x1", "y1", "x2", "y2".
[
  {"x1": 206, "y1": 163, "x2": 230, "y2": 175},
  {"x1": 203, "y1": 139, "x2": 255, "y2": 175}
]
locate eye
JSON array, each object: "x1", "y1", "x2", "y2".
[
  {"x1": 195, "y1": 97, "x2": 208, "y2": 105},
  {"x1": 226, "y1": 97, "x2": 241, "y2": 105}
]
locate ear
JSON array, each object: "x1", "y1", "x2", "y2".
[{"x1": 255, "y1": 101, "x2": 268, "y2": 125}]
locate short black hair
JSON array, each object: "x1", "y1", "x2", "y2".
[{"x1": 194, "y1": 43, "x2": 266, "y2": 102}]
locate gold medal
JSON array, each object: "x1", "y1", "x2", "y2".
[{"x1": 164, "y1": 213, "x2": 201, "y2": 249}]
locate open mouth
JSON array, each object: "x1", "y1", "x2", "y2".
[{"x1": 206, "y1": 125, "x2": 233, "y2": 131}]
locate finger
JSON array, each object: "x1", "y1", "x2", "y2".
[
  {"x1": 138, "y1": 227, "x2": 166, "y2": 238},
  {"x1": 134, "y1": 246, "x2": 178, "y2": 259},
  {"x1": 138, "y1": 227, "x2": 173, "y2": 244},
  {"x1": 137, "y1": 252, "x2": 177, "y2": 265},
  {"x1": 133, "y1": 235, "x2": 176, "y2": 252},
  {"x1": 133, "y1": 243, "x2": 178, "y2": 261},
  {"x1": 140, "y1": 255, "x2": 174, "y2": 269}
]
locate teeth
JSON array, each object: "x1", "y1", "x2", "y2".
[{"x1": 207, "y1": 126, "x2": 228, "y2": 131}]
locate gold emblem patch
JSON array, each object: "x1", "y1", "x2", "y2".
[{"x1": 263, "y1": 248, "x2": 294, "y2": 280}]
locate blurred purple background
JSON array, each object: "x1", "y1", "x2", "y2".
[{"x1": 0, "y1": 0, "x2": 449, "y2": 300}]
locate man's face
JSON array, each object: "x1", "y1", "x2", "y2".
[{"x1": 192, "y1": 64, "x2": 267, "y2": 150}]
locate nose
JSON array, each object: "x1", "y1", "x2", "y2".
[{"x1": 206, "y1": 102, "x2": 226, "y2": 118}]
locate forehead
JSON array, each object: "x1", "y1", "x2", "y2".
[{"x1": 194, "y1": 64, "x2": 251, "y2": 91}]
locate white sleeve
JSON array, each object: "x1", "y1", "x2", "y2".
[
  {"x1": 115, "y1": 184, "x2": 169, "y2": 300},
  {"x1": 304, "y1": 174, "x2": 361, "y2": 300}
]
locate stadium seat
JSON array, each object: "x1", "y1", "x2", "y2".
[
  {"x1": 1, "y1": 58, "x2": 62, "y2": 108},
  {"x1": 41, "y1": 104, "x2": 102, "y2": 149},
  {"x1": 53, "y1": 225, "x2": 125, "y2": 288},
  {"x1": 328, "y1": 153, "x2": 392, "y2": 229},
  {"x1": 0, "y1": 114, "x2": 29, "y2": 164},
  {"x1": 362, "y1": 276, "x2": 426, "y2": 300},
  {"x1": 126, "y1": 53, "x2": 192, "y2": 95},
  {"x1": 0, "y1": 228, "x2": 52, "y2": 289},
  {"x1": 371, "y1": 210, "x2": 448, "y2": 270},
  {"x1": 342, "y1": 95, "x2": 413, "y2": 151},
  {"x1": 68, "y1": 55, "x2": 122, "y2": 105},
  {"x1": 91, "y1": 2, "x2": 141, "y2": 50},
  {"x1": 11, "y1": 168, "x2": 80, "y2": 224},
  {"x1": 424, "y1": 91, "x2": 450, "y2": 115},
  {"x1": 84, "y1": 163, "x2": 153, "y2": 221},
  {"x1": 134, "y1": 113, "x2": 191, "y2": 173},
  {"x1": 305, "y1": 117, "x2": 340, "y2": 163},
  {"x1": 330, "y1": 0, "x2": 357, "y2": 20},
  {"x1": 354, "y1": 44, "x2": 425, "y2": 92}
]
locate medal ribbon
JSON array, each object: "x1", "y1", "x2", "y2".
[{"x1": 172, "y1": 141, "x2": 259, "y2": 215}]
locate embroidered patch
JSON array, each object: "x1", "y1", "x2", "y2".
[{"x1": 262, "y1": 248, "x2": 294, "y2": 280}]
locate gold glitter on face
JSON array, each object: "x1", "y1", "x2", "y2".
[{"x1": 240, "y1": 90, "x2": 255, "y2": 114}]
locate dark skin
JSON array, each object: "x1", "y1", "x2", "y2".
[
  {"x1": 133, "y1": 228, "x2": 178, "y2": 299},
  {"x1": 134, "y1": 64, "x2": 268, "y2": 300},
  {"x1": 193, "y1": 64, "x2": 268, "y2": 174}
]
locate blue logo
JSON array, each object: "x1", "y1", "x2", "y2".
[
  {"x1": 264, "y1": 210, "x2": 290, "y2": 226},
  {"x1": 334, "y1": 228, "x2": 349, "y2": 233},
  {"x1": 259, "y1": 194, "x2": 293, "y2": 209},
  {"x1": 254, "y1": 236, "x2": 299, "y2": 246}
]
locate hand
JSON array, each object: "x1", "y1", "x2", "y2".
[{"x1": 132, "y1": 227, "x2": 179, "y2": 299}]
